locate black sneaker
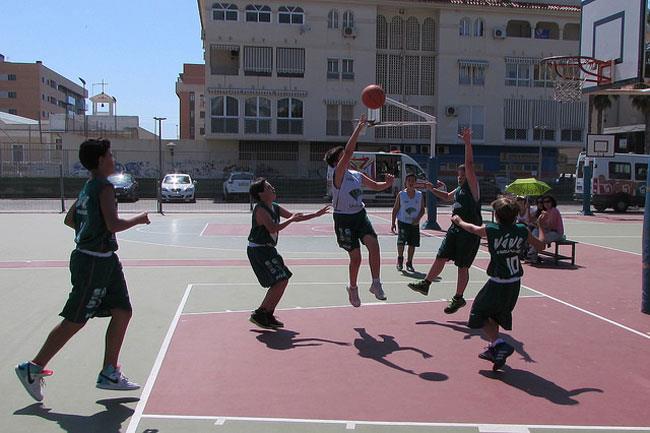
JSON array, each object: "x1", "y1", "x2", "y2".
[
  {"x1": 408, "y1": 280, "x2": 430, "y2": 296},
  {"x1": 249, "y1": 309, "x2": 274, "y2": 329},
  {"x1": 266, "y1": 314, "x2": 284, "y2": 329},
  {"x1": 405, "y1": 262, "x2": 415, "y2": 273},
  {"x1": 396, "y1": 257, "x2": 404, "y2": 272},
  {"x1": 478, "y1": 346, "x2": 495, "y2": 362},
  {"x1": 492, "y1": 342, "x2": 515, "y2": 371},
  {"x1": 443, "y1": 296, "x2": 467, "y2": 314}
]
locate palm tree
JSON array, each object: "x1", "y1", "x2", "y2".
[
  {"x1": 630, "y1": 83, "x2": 650, "y2": 154},
  {"x1": 593, "y1": 95, "x2": 611, "y2": 134}
]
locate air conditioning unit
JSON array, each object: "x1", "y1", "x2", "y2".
[
  {"x1": 342, "y1": 26, "x2": 357, "y2": 38},
  {"x1": 493, "y1": 26, "x2": 506, "y2": 39},
  {"x1": 445, "y1": 105, "x2": 457, "y2": 117}
]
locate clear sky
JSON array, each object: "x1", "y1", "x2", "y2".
[{"x1": 2, "y1": 1, "x2": 204, "y2": 138}]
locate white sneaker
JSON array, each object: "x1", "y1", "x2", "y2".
[
  {"x1": 15, "y1": 361, "x2": 52, "y2": 402},
  {"x1": 346, "y1": 286, "x2": 361, "y2": 308},
  {"x1": 369, "y1": 282, "x2": 387, "y2": 301},
  {"x1": 96, "y1": 365, "x2": 140, "y2": 390}
]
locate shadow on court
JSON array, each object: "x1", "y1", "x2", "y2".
[
  {"x1": 416, "y1": 320, "x2": 535, "y2": 363},
  {"x1": 250, "y1": 328, "x2": 350, "y2": 350},
  {"x1": 13, "y1": 397, "x2": 138, "y2": 433},
  {"x1": 479, "y1": 368, "x2": 603, "y2": 405}
]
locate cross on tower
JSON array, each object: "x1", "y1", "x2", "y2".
[{"x1": 92, "y1": 79, "x2": 109, "y2": 94}]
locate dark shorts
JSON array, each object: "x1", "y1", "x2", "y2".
[
  {"x1": 247, "y1": 246, "x2": 292, "y2": 288},
  {"x1": 397, "y1": 221, "x2": 420, "y2": 247},
  {"x1": 333, "y1": 209, "x2": 377, "y2": 252},
  {"x1": 60, "y1": 249, "x2": 131, "y2": 324},
  {"x1": 437, "y1": 225, "x2": 481, "y2": 268},
  {"x1": 467, "y1": 279, "x2": 521, "y2": 330}
]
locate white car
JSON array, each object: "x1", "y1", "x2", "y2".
[
  {"x1": 223, "y1": 172, "x2": 254, "y2": 201},
  {"x1": 161, "y1": 173, "x2": 196, "y2": 203}
]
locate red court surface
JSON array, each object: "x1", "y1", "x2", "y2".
[{"x1": 144, "y1": 299, "x2": 650, "y2": 427}]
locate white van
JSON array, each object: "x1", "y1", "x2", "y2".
[
  {"x1": 326, "y1": 151, "x2": 428, "y2": 201},
  {"x1": 575, "y1": 152, "x2": 649, "y2": 212}
]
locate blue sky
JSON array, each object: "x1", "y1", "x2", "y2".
[{"x1": 2, "y1": 1, "x2": 204, "y2": 138}]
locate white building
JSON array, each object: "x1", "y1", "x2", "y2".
[{"x1": 196, "y1": 0, "x2": 584, "y2": 180}]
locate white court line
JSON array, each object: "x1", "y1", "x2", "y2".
[
  {"x1": 125, "y1": 284, "x2": 195, "y2": 433},
  {"x1": 571, "y1": 241, "x2": 641, "y2": 256},
  {"x1": 198, "y1": 222, "x2": 210, "y2": 237},
  {"x1": 139, "y1": 414, "x2": 649, "y2": 431}
]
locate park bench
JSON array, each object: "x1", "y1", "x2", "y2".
[{"x1": 538, "y1": 238, "x2": 577, "y2": 266}]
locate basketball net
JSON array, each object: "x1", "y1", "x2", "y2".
[
  {"x1": 541, "y1": 56, "x2": 612, "y2": 103},
  {"x1": 553, "y1": 75, "x2": 587, "y2": 103}
]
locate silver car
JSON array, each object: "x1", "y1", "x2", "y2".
[
  {"x1": 223, "y1": 172, "x2": 254, "y2": 201},
  {"x1": 161, "y1": 174, "x2": 196, "y2": 203}
]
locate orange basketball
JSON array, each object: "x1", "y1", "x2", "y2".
[{"x1": 361, "y1": 84, "x2": 386, "y2": 109}]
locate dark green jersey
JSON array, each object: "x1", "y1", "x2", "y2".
[
  {"x1": 452, "y1": 181, "x2": 482, "y2": 226},
  {"x1": 74, "y1": 177, "x2": 118, "y2": 252},
  {"x1": 485, "y1": 222, "x2": 529, "y2": 279},
  {"x1": 248, "y1": 202, "x2": 280, "y2": 246}
]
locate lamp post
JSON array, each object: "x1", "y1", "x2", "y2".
[
  {"x1": 78, "y1": 77, "x2": 87, "y2": 136},
  {"x1": 154, "y1": 117, "x2": 166, "y2": 214},
  {"x1": 167, "y1": 141, "x2": 176, "y2": 171},
  {"x1": 534, "y1": 124, "x2": 547, "y2": 179}
]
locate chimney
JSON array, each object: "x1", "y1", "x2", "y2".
[{"x1": 36, "y1": 60, "x2": 42, "y2": 64}]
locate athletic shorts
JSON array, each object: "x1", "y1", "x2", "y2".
[
  {"x1": 60, "y1": 249, "x2": 131, "y2": 324},
  {"x1": 467, "y1": 279, "x2": 521, "y2": 331},
  {"x1": 436, "y1": 225, "x2": 481, "y2": 268},
  {"x1": 333, "y1": 209, "x2": 377, "y2": 252},
  {"x1": 397, "y1": 220, "x2": 420, "y2": 247},
  {"x1": 247, "y1": 246, "x2": 292, "y2": 288}
]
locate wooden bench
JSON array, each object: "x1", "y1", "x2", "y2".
[{"x1": 538, "y1": 239, "x2": 577, "y2": 265}]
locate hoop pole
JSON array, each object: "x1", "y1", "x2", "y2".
[
  {"x1": 423, "y1": 124, "x2": 440, "y2": 230},
  {"x1": 581, "y1": 157, "x2": 594, "y2": 216},
  {"x1": 643, "y1": 171, "x2": 650, "y2": 314}
]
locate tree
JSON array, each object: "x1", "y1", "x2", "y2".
[
  {"x1": 593, "y1": 95, "x2": 612, "y2": 134},
  {"x1": 630, "y1": 83, "x2": 650, "y2": 154}
]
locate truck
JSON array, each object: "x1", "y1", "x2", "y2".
[
  {"x1": 575, "y1": 152, "x2": 649, "y2": 212},
  {"x1": 326, "y1": 151, "x2": 428, "y2": 202}
]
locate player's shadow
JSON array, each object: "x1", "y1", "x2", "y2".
[
  {"x1": 400, "y1": 271, "x2": 437, "y2": 280},
  {"x1": 353, "y1": 327, "x2": 447, "y2": 382},
  {"x1": 13, "y1": 397, "x2": 138, "y2": 433},
  {"x1": 415, "y1": 320, "x2": 535, "y2": 363},
  {"x1": 479, "y1": 368, "x2": 603, "y2": 405},
  {"x1": 251, "y1": 328, "x2": 349, "y2": 350}
]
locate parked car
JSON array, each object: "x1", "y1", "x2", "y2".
[
  {"x1": 108, "y1": 173, "x2": 139, "y2": 202},
  {"x1": 161, "y1": 173, "x2": 196, "y2": 203},
  {"x1": 223, "y1": 171, "x2": 254, "y2": 201}
]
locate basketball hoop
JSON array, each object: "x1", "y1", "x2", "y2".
[{"x1": 541, "y1": 56, "x2": 613, "y2": 102}]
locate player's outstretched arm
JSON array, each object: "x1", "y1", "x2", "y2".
[
  {"x1": 459, "y1": 128, "x2": 480, "y2": 202},
  {"x1": 360, "y1": 172, "x2": 394, "y2": 191},
  {"x1": 334, "y1": 114, "x2": 367, "y2": 189},
  {"x1": 418, "y1": 180, "x2": 455, "y2": 202},
  {"x1": 64, "y1": 200, "x2": 77, "y2": 229},
  {"x1": 451, "y1": 214, "x2": 486, "y2": 238},
  {"x1": 100, "y1": 185, "x2": 150, "y2": 233},
  {"x1": 284, "y1": 205, "x2": 330, "y2": 223},
  {"x1": 261, "y1": 205, "x2": 300, "y2": 234}
]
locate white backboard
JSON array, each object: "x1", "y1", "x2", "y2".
[
  {"x1": 581, "y1": 0, "x2": 646, "y2": 92},
  {"x1": 586, "y1": 134, "x2": 615, "y2": 157}
]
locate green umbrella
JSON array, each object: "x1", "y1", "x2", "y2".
[{"x1": 504, "y1": 178, "x2": 551, "y2": 197}]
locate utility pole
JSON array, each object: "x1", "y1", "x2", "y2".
[{"x1": 154, "y1": 117, "x2": 166, "y2": 214}]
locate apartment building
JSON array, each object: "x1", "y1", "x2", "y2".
[
  {"x1": 0, "y1": 55, "x2": 87, "y2": 122},
  {"x1": 176, "y1": 64, "x2": 206, "y2": 140},
  {"x1": 196, "y1": 0, "x2": 583, "y2": 179}
]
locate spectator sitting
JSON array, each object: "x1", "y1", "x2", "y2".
[{"x1": 528, "y1": 194, "x2": 564, "y2": 262}]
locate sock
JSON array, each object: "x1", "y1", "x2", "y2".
[
  {"x1": 372, "y1": 278, "x2": 381, "y2": 284},
  {"x1": 397, "y1": 256, "x2": 404, "y2": 264},
  {"x1": 453, "y1": 294, "x2": 464, "y2": 299},
  {"x1": 493, "y1": 338, "x2": 505, "y2": 346}
]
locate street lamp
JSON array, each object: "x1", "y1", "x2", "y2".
[
  {"x1": 78, "y1": 77, "x2": 87, "y2": 136},
  {"x1": 167, "y1": 141, "x2": 176, "y2": 171},
  {"x1": 534, "y1": 124, "x2": 547, "y2": 179},
  {"x1": 154, "y1": 116, "x2": 166, "y2": 214}
]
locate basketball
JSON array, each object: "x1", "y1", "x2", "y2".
[{"x1": 361, "y1": 84, "x2": 386, "y2": 109}]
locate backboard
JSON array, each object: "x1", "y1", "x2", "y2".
[
  {"x1": 586, "y1": 134, "x2": 615, "y2": 158},
  {"x1": 580, "y1": 0, "x2": 646, "y2": 92}
]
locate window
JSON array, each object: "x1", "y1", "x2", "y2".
[
  {"x1": 277, "y1": 98, "x2": 303, "y2": 134},
  {"x1": 342, "y1": 10, "x2": 354, "y2": 28},
  {"x1": 507, "y1": 20, "x2": 532, "y2": 38},
  {"x1": 563, "y1": 23, "x2": 580, "y2": 41},
  {"x1": 534, "y1": 22, "x2": 559, "y2": 40},
  {"x1": 327, "y1": 9, "x2": 338, "y2": 29},
  {"x1": 422, "y1": 18, "x2": 435, "y2": 51},
  {"x1": 376, "y1": 15, "x2": 387, "y2": 48},
  {"x1": 533, "y1": 63, "x2": 555, "y2": 87},
  {"x1": 459, "y1": 17, "x2": 471, "y2": 36},
  {"x1": 459, "y1": 65, "x2": 471, "y2": 85},
  {"x1": 245, "y1": 4, "x2": 271, "y2": 22},
  {"x1": 210, "y1": 96, "x2": 239, "y2": 133},
  {"x1": 277, "y1": 48, "x2": 305, "y2": 77},
  {"x1": 560, "y1": 129, "x2": 582, "y2": 142},
  {"x1": 457, "y1": 105, "x2": 484, "y2": 140},
  {"x1": 8, "y1": 74, "x2": 16, "y2": 81},
  {"x1": 325, "y1": 104, "x2": 354, "y2": 136},
  {"x1": 505, "y1": 129, "x2": 527, "y2": 140},
  {"x1": 533, "y1": 128, "x2": 555, "y2": 141},
  {"x1": 8, "y1": 109, "x2": 17, "y2": 115},
  {"x1": 473, "y1": 18, "x2": 484, "y2": 37},
  {"x1": 636, "y1": 163, "x2": 648, "y2": 181},
  {"x1": 210, "y1": 45, "x2": 240, "y2": 75},
  {"x1": 200, "y1": 111, "x2": 205, "y2": 119},
  {"x1": 278, "y1": 6, "x2": 303, "y2": 24},
  {"x1": 459, "y1": 63, "x2": 486, "y2": 86},
  {"x1": 213, "y1": 3, "x2": 238, "y2": 21},
  {"x1": 609, "y1": 162, "x2": 631, "y2": 180},
  {"x1": 244, "y1": 97, "x2": 271, "y2": 134},
  {"x1": 200, "y1": 127, "x2": 205, "y2": 135},
  {"x1": 8, "y1": 91, "x2": 16, "y2": 98},
  {"x1": 326, "y1": 104, "x2": 338, "y2": 135},
  {"x1": 505, "y1": 63, "x2": 530, "y2": 87},
  {"x1": 342, "y1": 59, "x2": 354, "y2": 80},
  {"x1": 243, "y1": 46, "x2": 273, "y2": 76},
  {"x1": 12, "y1": 144, "x2": 24, "y2": 162},
  {"x1": 406, "y1": 17, "x2": 420, "y2": 50},
  {"x1": 327, "y1": 59, "x2": 339, "y2": 79}
]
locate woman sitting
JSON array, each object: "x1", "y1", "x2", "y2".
[{"x1": 528, "y1": 194, "x2": 564, "y2": 262}]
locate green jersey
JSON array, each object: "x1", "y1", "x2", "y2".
[
  {"x1": 248, "y1": 202, "x2": 280, "y2": 246},
  {"x1": 485, "y1": 222, "x2": 529, "y2": 279},
  {"x1": 74, "y1": 177, "x2": 118, "y2": 253},
  {"x1": 452, "y1": 181, "x2": 482, "y2": 226}
]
